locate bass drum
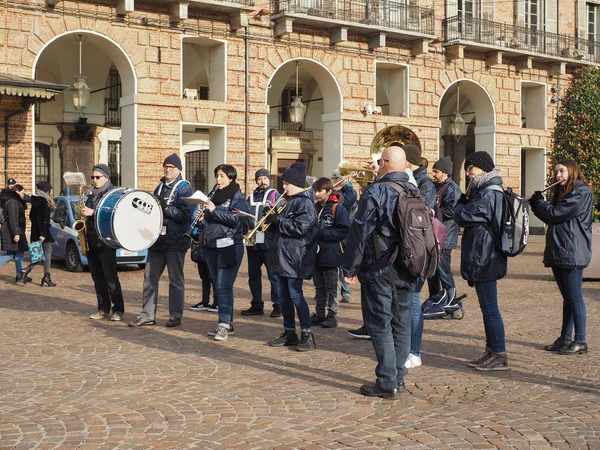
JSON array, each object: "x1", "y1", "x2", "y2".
[{"x1": 96, "y1": 188, "x2": 163, "y2": 252}]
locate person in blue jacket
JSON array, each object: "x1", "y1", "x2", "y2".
[
  {"x1": 129, "y1": 154, "x2": 193, "y2": 328},
  {"x1": 267, "y1": 162, "x2": 318, "y2": 351},
  {"x1": 454, "y1": 151, "x2": 508, "y2": 372},
  {"x1": 200, "y1": 164, "x2": 247, "y2": 342},
  {"x1": 311, "y1": 177, "x2": 350, "y2": 329},
  {"x1": 529, "y1": 159, "x2": 592, "y2": 355}
]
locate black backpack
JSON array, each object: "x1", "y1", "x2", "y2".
[
  {"x1": 382, "y1": 181, "x2": 439, "y2": 278},
  {"x1": 486, "y1": 185, "x2": 530, "y2": 257}
]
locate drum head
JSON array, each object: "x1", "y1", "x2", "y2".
[{"x1": 112, "y1": 190, "x2": 163, "y2": 252}]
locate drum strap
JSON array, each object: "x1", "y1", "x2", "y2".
[
  {"x1": 249, "y1": 188, "x2": 277, "y2": 221},
  {"x1": 158, "y1": 180, "x2": 190, "y2": 206}
]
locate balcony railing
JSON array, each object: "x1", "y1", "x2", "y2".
[
  {"x1": 272, "y1": 0, "x2": 435, "y2": 35},
  {"x1": 444, "y1": 15, "x2": 600, "y2": 64}
]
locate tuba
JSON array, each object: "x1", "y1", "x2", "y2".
[
  {"x1": 369, "y1": 124, "x2": 422, "y2": 162},
  {"x1": 73, "y1": 184, "x2": 91, "y2": 257}
]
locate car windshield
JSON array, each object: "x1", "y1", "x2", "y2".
[{"x1": 71, "y1": 201, "x2": 82, "y2": 218}]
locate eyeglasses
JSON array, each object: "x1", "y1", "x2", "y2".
[
  {"x1": 465, "y1": 165, "x2": 473, "y2": 172},
  {"x1": 90, "y1": 176, "x2": 103, "y2": 180},
  {"x1": 377, "y1": 158, "x2": 389, "y2": 165},
  {"x1": 163, "y1": 165, "x2": 176, "y2": 170}
]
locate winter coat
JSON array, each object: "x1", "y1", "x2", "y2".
[
  {"x1": 270, "y1": 189, "x2": 318, "y2": 279},
  {"x1": 0, "y1": 189, "x2": 28, "y2": 252},
  {"x1": 454, "y1": 176, "x2": 507, "y2": 283},
  {"x1": 435, "y1": 178, "x2": 462, "y2": 249},
  {"x1": 152, "y1": 175, "x2": 194, "y2": 252},
  {"x1": 414, "y1": 167, "x2": 437, "y2": 210},
  {"x1": 203, "y1": 189, "x2": 247, "y2": 248},
  {"x1": 246, "y1": 187, "x2": 280, "y2": 251},
  {"x1": 341, "y1": 171, "x2": 418, "y2": 284},
  {"x1": 315, "y1": 195, "x2": 350, "y2": 268},
  {"x1": 30, "y1": 195, "x2": 55, "y2": 243},
  {"x1": 84, "y1": 182, "x2": 115, "y2": 252},
  {"x1": 529, "y1": 182, "x2": 593, "y2": 269}
]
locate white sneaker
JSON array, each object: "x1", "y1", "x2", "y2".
[
  {"x1": 405, "y1": 353, "x2": 422, "y2": 369},
  {"x1": 213, "y1": 326, "x2": 228, "y2": 341}
]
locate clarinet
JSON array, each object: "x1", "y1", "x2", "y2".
[{"x1": 184, "y1": 184, "x2": 219, "y2": 242}]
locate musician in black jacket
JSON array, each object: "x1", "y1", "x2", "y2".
[{"x1": 83, "y1": 164, "x2": 125, "y2": 321}]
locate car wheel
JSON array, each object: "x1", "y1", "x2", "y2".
[
  {"x1": 138, "y1": 264, "x2": 146, "y2": 270},
  {"x1": 65, "y1": 241, "x2": 84, "y2": 272}
]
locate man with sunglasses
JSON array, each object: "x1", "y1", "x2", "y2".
[
  {"x1": 129, "y1": 153, "x2": 193, "y2": 328},
  {"x1": 84, "y1": 164, "x2": 125, "y2": 322}
]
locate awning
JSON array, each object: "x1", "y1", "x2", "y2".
[{"x1": 0, "y1": 74, "x2": 68, "y2": 100}]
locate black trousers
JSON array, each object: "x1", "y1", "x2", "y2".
[{"x1": 87, "y1": 248, "x2": 124, "y2": 314}]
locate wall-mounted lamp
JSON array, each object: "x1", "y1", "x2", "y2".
[
  {"x1": 362, "y1": 102, "x2": 374, "y2": 115},
  {"x1": 449, "y1": 83, "x2": 468, "y2": 141},
  {"x1": 288, "y1": 61, "x2": 306, "y2": 128}
]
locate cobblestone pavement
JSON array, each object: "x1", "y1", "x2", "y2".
[{"x1": 0, "y1": 235, "x2": 599, "y2": 450}]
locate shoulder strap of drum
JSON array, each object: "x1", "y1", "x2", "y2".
[{"x1": 166, "y1": 180, "x2": 190, "y2": 206}]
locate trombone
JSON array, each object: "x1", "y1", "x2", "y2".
[
  {"x1": 333, "y1": 160, "x2": 378, "y2": 188},
  {"x1": 243, "y1": 194, "x2": 287, "y2": 246}
]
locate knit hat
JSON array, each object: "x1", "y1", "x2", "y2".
[
  {"x1": 163, "y1": 153, "x2": 182, "y2": 171},
  {"x1": 403, "y1": 144, "x2": 422, "y2": 166},
  {"x1": 36, "y1": 181, "x2": 53, "y2": 193},
  {"x1": 433, "y1": 156, "x2": 453, "y2": 175},
  {"x1": 464, "y1": 151, "x2": 495, "y2": 173},
  {"x1": 92, "y1": 163, "x2": 112, "y2": 180},
  {"x1": 282, "y1": 162, "x2": 307, "y2": 188},
  {"x1": 7, "y1": 178, "x2": 16, "y2": 185},
  {"x1": 255, "y1": 168, "x2": 270, "y2": 181},
  {"x1": 331, "y1": 170, "x2": 342, "y2": 179}
]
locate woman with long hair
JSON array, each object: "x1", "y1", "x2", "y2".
[
  {"x1": 200, "y1": 164, "x2": 247, "y2": 341},
  {"x1": 24, "y1": 181, "x2": 57, "y2": 286},
  {"x1": 529, "y1": 159, "x2": 592, "y2": 355},
  {"x1": 0, "y1": 184, "x2": 30, "y2": 283}
]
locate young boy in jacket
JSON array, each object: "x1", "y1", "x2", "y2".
[
  {"x1": 267, "y1": 162, "x2": 319, "y2": 351},
  {"x1": 311, "y1": 177, "x2": 350, "y2": 328}
]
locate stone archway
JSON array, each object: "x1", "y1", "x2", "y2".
[
  {"x1": 265, "y1": 58, "x2": 343, "y2": 180},
  {"x1": 33, "y1": 30, "x2": 137, "y2": 188},
  {"x1": 438, "y1": 79, "x2": 496, "y2": 191}
]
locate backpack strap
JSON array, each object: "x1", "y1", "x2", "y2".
[
  {"x1": 483, "y1": 185, "x2": 504, "y2": 249},
  {"x1": 437, "y1": 181, "x2": 451, "y2": 207},
  {"x1": 332, "y1": 202, "x2": 337, "y2": 219}
]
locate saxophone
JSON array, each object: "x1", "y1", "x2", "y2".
[{"x1": 73, "y1": 185, "x2": 90, "y2": 256}]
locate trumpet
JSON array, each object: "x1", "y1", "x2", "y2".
[
  {"x1": 243, "y1": 194, "x2": 287, "y2": 246},
  {"x1": 184, "y1": 184, "x2": 219, "y2": 243},
  {"x1": 334, "y1": 160, "x2": 378, "y2": 188}
]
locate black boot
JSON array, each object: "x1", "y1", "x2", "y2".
[
  {"x1": 15, "y1": 273, "x2": 26, "y2": 284},
  {"x1": 41, "y1": 273, "x2": 57, "y2": 287}
]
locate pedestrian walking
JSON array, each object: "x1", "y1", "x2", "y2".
[{"x1": 0, "y1": 184, "x2": 29, "y2": 283}]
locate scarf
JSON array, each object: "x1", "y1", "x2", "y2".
[
  {"x1": 35, "y1": 189, "x2": 53, "y2": 207},
  {"x1": 466, "y1": 168, "x2": 501, "y2": 198},
  {"x1": 91, "y1": 182, "x2": 112, "y2": 198},
  {"x1": 212, "y1": 182, "x2": 240, "y2": 206}
]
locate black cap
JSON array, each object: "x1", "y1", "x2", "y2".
[
  {"x1": 7, "y1": 177, "x2": 16, "y2": 185},
  {"x1": 464, "y1": 151, "x2": 495, "y2": 173}
]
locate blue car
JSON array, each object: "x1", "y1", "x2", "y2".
[{"x1": 50, "y1": 195, "x2": 148, "y2": 272}]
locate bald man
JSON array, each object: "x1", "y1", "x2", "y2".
[{"x1": 341, "y1": 145, "x2": 418, "y2": 400}]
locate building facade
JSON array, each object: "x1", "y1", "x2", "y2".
[{"x1": 1, "y1": 0, "x2": 598, "y2": 225}]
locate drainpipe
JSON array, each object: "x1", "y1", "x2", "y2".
[
  {"x1": 4, "y1": 104, "x2": 31, "y2": 188},
  {"x1": 244, "y1": 25, "x2": 250, "y2": 196}
]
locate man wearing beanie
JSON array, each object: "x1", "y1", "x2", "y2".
[
  {"x1": 267, "y1": 162, "x2": 319, "y2": 351},
  {"x1": 84, "y1": 163, "x2": 125, "y2": 321},
  {"x1": 241, "y1": 168, "x2": 282, "y2": 318},
  {"x1": 423, "y1": 156, "x2": 463, "y2": 337},
  {"x1": 454, "y1": 150, "x2": 509, "y2": 371},
  {"x1": 129, "y1": 153, "x2": 193, "y2": 328}
]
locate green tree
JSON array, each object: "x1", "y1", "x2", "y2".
[{"x1": 551, "y1": 65, "x2": 600, "y2": 219}]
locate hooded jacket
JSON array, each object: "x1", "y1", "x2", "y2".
[
  {"x1": 454, "y1": 175, "x2": 507, "y2": 283},
  {"x1": 30, "y1": 195, "x2": 55, "y2": 243},
  {"x1": 435, "y1": 178, "x2": 462, "y2": 250},
  {"x1": 270, "y1": 189, "x2": 318, "y2": 279},
  {"x1": 414, "y1": 167, "x2": 437, "y2": 210},
  {"x1": 203, "y1": 188, "x2": 247, "y2": 248},
  {"x1": 315, "y1": 194, "x2": 350, "y2": 268},
  {"x1": 341, "y1": 171, "x2": 418, "y2": 284},
  {"x1": 152, "y1": 175, "x2": 194, "y2": 252},
  {"x1": 529, "y1": 182, "x2": 593, "y2": 269},
  {"x1": 0, "y1": 189, "x2": 28, "y2": 252}
]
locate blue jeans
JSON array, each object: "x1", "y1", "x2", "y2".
[
  {"x1": 247, "y1": 246, "x2": 279, "y2": 309},
  {"x1": 339, "y1": 268, "x2": 351, "y2": 298},
  {"x1": 552, "y1": 267, "x2": 587, "y2": 343},
  {"x1": 475, "y1": 280, "x2": 506, "y2": 353},
  {"x1": 428, "y1": 248, "x2": 455, "y2": 295},
  {"x1": 0, "y1": 251, "x2": 24, "y2": 274},
  {"x1": 361, "y1": 267, "x2": 412, "y2": 391},
  {"x1": 205, "y1": 243, "x2": 244, "y2": 327},
  {"x1": 410, "y1": 291, "x2": 423, "y2": 356},
  {"x1": 278, "y1": 276, "x2": 312, "y2": 332}
]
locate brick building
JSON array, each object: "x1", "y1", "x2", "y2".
[{"x1": 1, "y1": 0, "x2": 598, "y2": 229}]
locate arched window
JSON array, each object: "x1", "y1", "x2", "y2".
[{"x1": 105, "y1": 65, "x2": 122, "y2": 125}]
